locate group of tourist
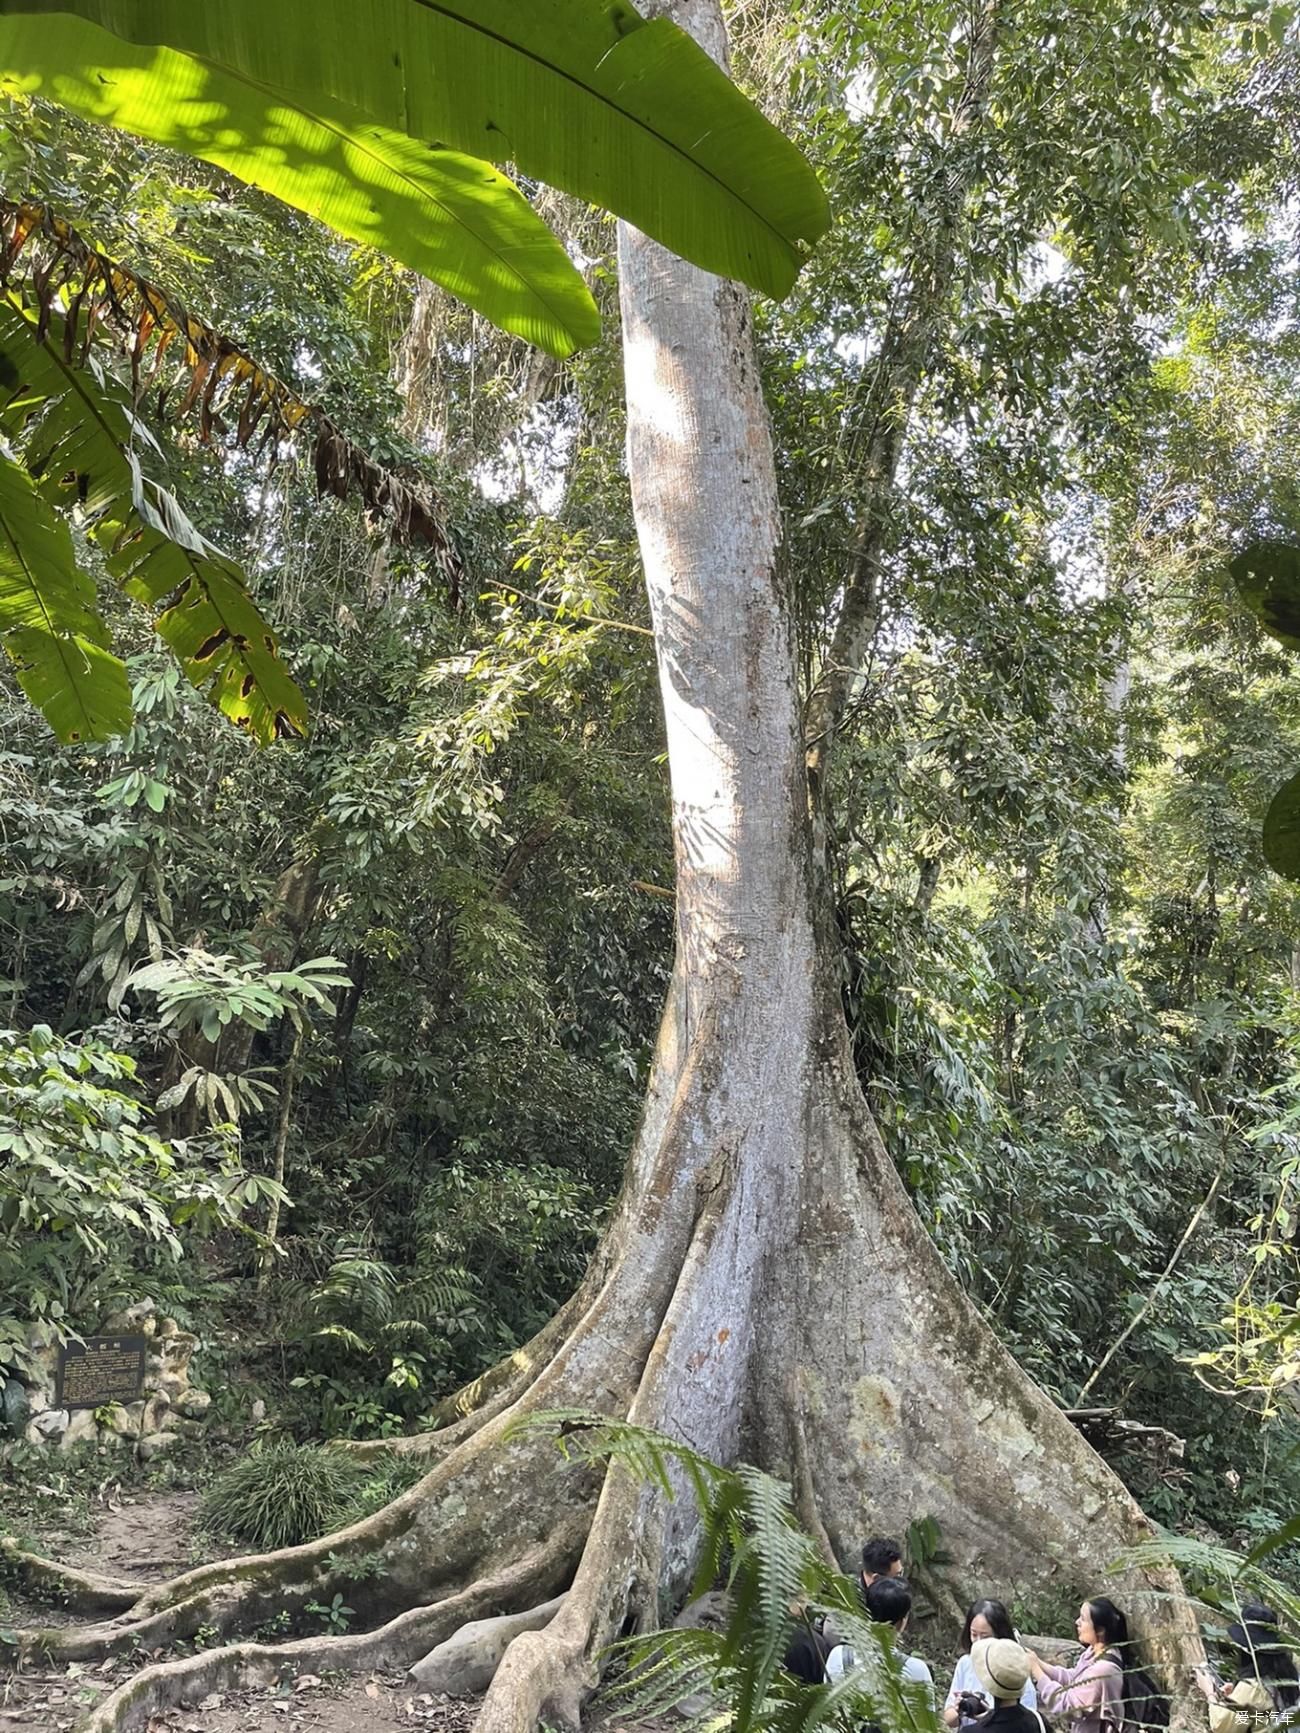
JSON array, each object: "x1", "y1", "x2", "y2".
[{"x1": 783, "y1": 1537, "x2": 1300, "y2": 1733}]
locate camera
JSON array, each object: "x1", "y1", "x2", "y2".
[{"x1": 958, "y1": 1692, "x2": 990, "y2": 1720}]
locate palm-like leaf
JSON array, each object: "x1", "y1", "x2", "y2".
[
  {"x1": 0, "y1": 454, "x2": 131, "y2": 740},
  {"x1": 0, "y1": 297, "x2": 306, "y2": 741},
  {"x1": 1, "y1": 199, "x2": 461, "y2": 580},
  {"x1": 0, "y1": 13, "x2": 600, "y2": 358},
  {"x1": 0, "y1": 0, "x2": 829, "y2": 302}
]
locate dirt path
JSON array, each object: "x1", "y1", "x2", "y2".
[
  {"x1": 58, "y1": 1493, "x2": 201, "y2": 1584},
  {"x1": 0, "y1": 1668, "x2": 483, "y2": 1733},
  {"x1": 1, "y1": 1500, "x2": 650, "y2": 1732},
  {"x1": 2, "y1": 1496, "x2": 489, "y2": 1732}
]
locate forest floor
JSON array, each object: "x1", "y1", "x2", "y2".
[
  {"x1": 0, "y1": 1489, "x2": 488, "y2": 1733},
  {"x1": 0, "y1": 1490, "x2": 662, "y2": 1733}
]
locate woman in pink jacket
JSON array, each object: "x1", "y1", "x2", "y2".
[{"x1": 1026, "y1": 1598, "x2": 1128, "y2": 1733}]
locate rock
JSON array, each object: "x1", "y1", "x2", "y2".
[
  {"x1": 28, "y1": 1407, "x2": 69, "y2": 1442},
  {"x1": 156, "y1": 1317, "x2": 179, "y2": 1340},
  {"x1": 668, "y1": 1592, "x2": 732, "y2": 1718},
  {"x1": 26, "y1": 1385, "x2": 49, "y2": 1416},
  {"x1": 159, "y1": 1332, "x2": 197, "y2": 1373},
  {"x1": 409, "y1": 1596, "x2": 566, "y2": 1693},
  {"x1": 2, "y1": 1378, "x2": 30, "y2": 1437},
  {"x1": 1022, "y1": 1635, "x2": 1079, "y2": 1667},
  {"x1": 101, "y1": 1402, "x2": 142, "y2": 1438},
  {"x1": 173, "y1": 1388, "x2": 210, "y2": 1420},
  {"x1": 138, "y1": 1431, "x2": 177, "y2": 1462},
  {"x1": 25, "y1": 1320, "x2": 58, "y2": 1352},
  {"x1": 673, "y1": 1591, "x2": 731, "y2": 1633},
  {"x1": 101, "y1": 1300, "x2": 155, "y2": 1333},
  {"x1": 161, "y1": 1414, "x2": 205, "y2": 1437},
  {"x1": 60, "y1": 1409, "x2": 99, "y2": 1452},
  {"x1": 152, "y1": 1372, "x2": 188, "y2": 1405},
  {"x1": 251, "y1": 1398, "x2": 267, "y2": 1424},
  {"x1": 25, "y1": 1346, "x2": 59, "y2": 1385},
  {"x1": 140, "y1": 1395, "x2": 172, "y2": 1435}
]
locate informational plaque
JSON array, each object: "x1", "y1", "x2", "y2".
[{"x1": 56, "y1": 1335, "x2": 147, "y2": 1410}]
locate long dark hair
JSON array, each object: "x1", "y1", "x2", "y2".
[
  {"x1": 1088, "y1": 1598, "x2": 1171, "y2": 1732},
  {"x1": 962, "y1": 1599, "x2": 1016, "y2": 1653},
  {"x1": 1087, "y1": 1598, "x2": 1132, "y2": 1662},
  {"x1": 1228, "y1": 1602, "x2": 1300, "y2": 1711}
]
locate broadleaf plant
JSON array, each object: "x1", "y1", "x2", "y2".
[
  {"x1": 0, "y1": 14, "x2": 601, "y2": 359},
  {"x1": 0, "y1": 454, "x2": 132, "y2": 741},
  {"x1": 0, "y1": 0, "x2": 830, "y2": 305}
]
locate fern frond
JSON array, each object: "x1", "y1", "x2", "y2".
[
  {"x1": 526, "y1": 1414, "x2": 940, "y2": 1733},
  {"x1": 518, "y1": 1409, "x2": 734, "y2": 1506}
]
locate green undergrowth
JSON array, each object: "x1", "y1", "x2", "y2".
[
  {"x1": 0, "y1": 1436, "x2": 216, "y2": 1556},
  {"x1": 197, "y1": 1440, "x2": 425, "y2": 1551}
]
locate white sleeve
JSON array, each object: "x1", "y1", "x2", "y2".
[{"x1": 946, "y1": 1661, "x2": 967, "y2": 1708}]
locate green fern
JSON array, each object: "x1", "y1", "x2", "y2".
[
  {"x1": 1119, "y1": 1529, "x2": 1300, "y2": 1648},
  {"x1": 524, "y1": 1412, "x2": 941, "y2": 1733}
]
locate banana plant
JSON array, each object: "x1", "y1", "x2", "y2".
[
  {"x1": 0, "y1": 0, "x2": 829, "y2": 336},
  {"x1": 0, "y1": 295, "x2": 307, "y2": 743}
]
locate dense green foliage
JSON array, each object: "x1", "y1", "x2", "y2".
[
  {"x1": 0, "y1": 1025, "x2": 268, "y2": 1374},
  {"x1": 4, "y1": 0, "x2": 1300, "y2": 1580}
]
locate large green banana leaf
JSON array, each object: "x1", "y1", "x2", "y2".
[
  {"x1": 0, "y1": 14, "x2": 599, "y2": 359},
  {"x1": 0, "y1": 453, "x2": 132, "y2": 742},
  {"x1": 0, "y1": 298, "x2": 307, "y2": 743},
  {"x1": 0, "y1": 0, "x2": 828, "y2": 301}
]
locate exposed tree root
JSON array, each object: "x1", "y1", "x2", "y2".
[
  {"x1": 476, "y1": 1469, "x2": 650, "y2": 1733},
  {"x1": 475, "y1": 1166, "x2": 744, "y2": 1733},
  {"x1": 78, "y1": 1533, "x2": 580, "y2": 1733},
  {"x1": 0, "y1": 1538, "x2": 142, "y2": 1614},
  {"x1": 18, "y1": 1584, "x2": 278, "y2": 1665}
]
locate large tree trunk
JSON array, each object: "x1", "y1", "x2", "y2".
[{"x1": 12, "y1": 7, "x2": 1203, "y2": 1731}]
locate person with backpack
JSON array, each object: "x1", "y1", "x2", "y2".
[
  {"x1": 782, "y1": 1536, "x2": 904, "y2": 1686},
  {"x1": 1195, "y1": 1602, "x2": 1300, "y2": 1732},
  {"x1": 1025, "y1": 1597, "x2": 1137, "y2": 1733},
  {"x1": 959, "y1": 1638, "x2": 1050, "y2": 1733},
  {"x1": 784, "y1": 1614, "x2": 834, "y2": 1687},
  {"x1": 826, "y1": 1575, "x2": 936, "y2": 1707}
]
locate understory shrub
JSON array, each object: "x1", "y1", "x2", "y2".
[{"x1": 199, "y1": 1441, "x2": 369, "y2": 1549}]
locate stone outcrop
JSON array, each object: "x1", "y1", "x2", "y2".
[{"x1": 0, "y1": 1299, "x2": 211, "y2": 1459}]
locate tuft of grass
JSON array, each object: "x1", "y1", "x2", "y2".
[{"x1": 199, "y1": 1441, "x2": 369, "y2": 1550}]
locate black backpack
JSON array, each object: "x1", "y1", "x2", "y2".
[
  {"x1": 1120, "y1": 1664, "x2": 1171, "y2": 1733},
  {"x1": 783, "y1": 1619, "x2": 834, "y2": 1685}
]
